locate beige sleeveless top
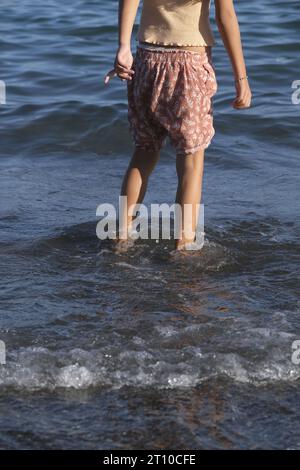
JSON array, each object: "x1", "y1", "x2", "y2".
[{"x1": 136, "y1": 0, "x2": 215, "y2": 47}]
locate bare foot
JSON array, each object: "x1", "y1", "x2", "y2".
[
  {"x1": 112, "y1": 237, "x2": 135, "y2": 254},
  {"x1": 174, "y1": 238, "x2": 204, "y2": 252},
  {"x1": 112, "y1": 225, "x2": 137, "y2": 253}
]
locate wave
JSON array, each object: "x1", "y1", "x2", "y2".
[{"x1": 1, "y1": 332, "x2": 299, "y2": 392}]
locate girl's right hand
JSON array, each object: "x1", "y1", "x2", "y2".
[
  {"x1": 104, "y1": 45, "x2": 135, "y2": 85},
  {"x1": 232, "y1": 79, "x2": 252, "y2": 109}
]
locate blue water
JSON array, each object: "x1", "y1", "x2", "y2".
[{"x1": 0, "y1": 0, "x2": 300, "y2": 449}]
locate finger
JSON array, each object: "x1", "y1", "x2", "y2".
[
  {"x1": 115, "y1": 62, "x2": 132, "y2": 71},
  {"x1": 233, "y1": 93, "x2": 249, "y2": 107},
  {"x1": 233, "y1": 98, "x2": 243, "y2": 107},
  {"x1": 235, "y1": 89, "x2": 252, "y2": 107},
  {"x1": 235, "y1": 90, "x2": 247, "y2": 103},
  {"x1": 232, "y1": 98, "x2": 245, "y2": 108},
  {"x1": 239, "y1": 95, "x2": 251, "y2": 108},
  {"x1": 115, "y1": 63, "x2": 135, "y2": 74},
  {"x1": 117, "y1": 70, "x2": 134, "y2": 77},
  {"x1": 234, "y1": 100, "x2": 248, "y2": 107},
  {"x1": 233, "y1": 101, "x2": 251, "y2": 109},
  {"x1": 117, "y1": 72, "x2": 134, "y2": 81}
]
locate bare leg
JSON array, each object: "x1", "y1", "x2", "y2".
[
  {"x1": 118, "y1": 146, "x2": 160, "y2": 240},
  {"x1": 175, "y1": 149, "x2": 205, "y2": 250}
]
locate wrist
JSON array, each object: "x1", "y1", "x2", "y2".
[
  {"x1": 235, "y1": 75, "x2": 248, "y2": 83},
  {"x1": 118, "y1": 43, "x2": 131, "y2": 50}
]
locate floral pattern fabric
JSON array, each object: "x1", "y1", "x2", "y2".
[{"x1": 127, "y1": 46, "x2": 218, "y2": 156}]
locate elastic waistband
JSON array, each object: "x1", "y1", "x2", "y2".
[
  {"x1": 136, "y1": 45, "x2": 211, "y2": 64},
  {"x1": 137, "y1": 43, "x2": 209, "y2": 53}
]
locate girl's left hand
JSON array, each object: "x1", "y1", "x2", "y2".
[
  {"x1": 104, "y1": 45, "x2": 135, "y2": 85},
  {"x1": 232, "y1": 79, "x2": 252, "y2": 109}
]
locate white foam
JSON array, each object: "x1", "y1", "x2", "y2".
[
  {"x1": 57, "y1": 364, "x2": 94, "y2": 389},
  {"x1": 155, "y1": 326, "x2": 179, "y2": 337},
  {"x1": 1, "y1": 343, "x2": 299, "y2": 391}
]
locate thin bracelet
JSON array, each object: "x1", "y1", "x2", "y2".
[{"x1": 235, "y1": 75, "x2": 248, "y2": 83}]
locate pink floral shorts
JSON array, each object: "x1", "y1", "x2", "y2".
[{"x1": 127, "y1": 45, "x2": 218, "y2": 156}]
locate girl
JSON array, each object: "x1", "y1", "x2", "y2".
[{"x1": 104, "y1": 0, "x2": 252, "y2": 250}]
